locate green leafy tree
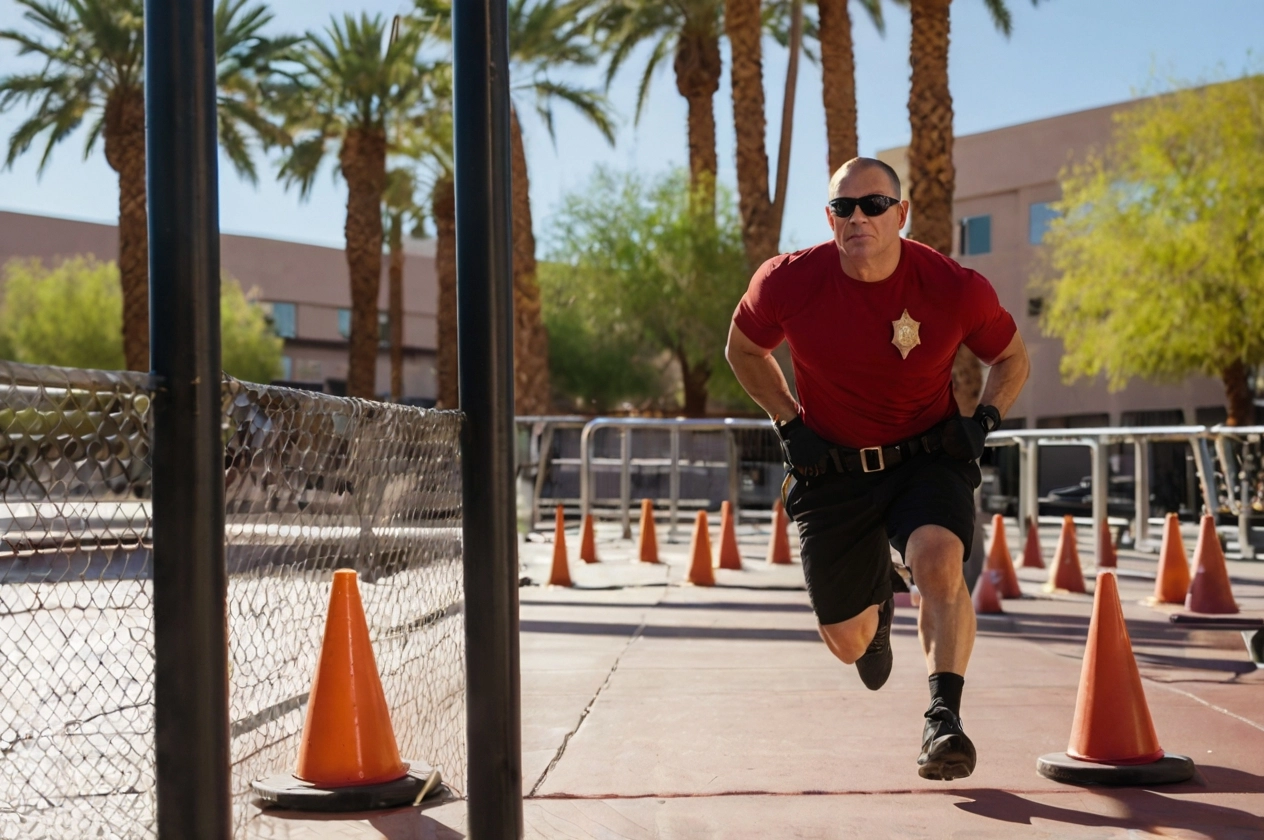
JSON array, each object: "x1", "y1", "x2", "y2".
[
  {"x1": 1038, "y1": 76, "x2": 1264, "y2": 426},
  {"x1": 0, "y1": 256, "x2": 283, "y2": 382},
  {"x1": 0, "y1": 0, "x2": 296, "y2": 371},
  {"x1": 546, "y1": 168, "x2": 753, "y2": 416}
]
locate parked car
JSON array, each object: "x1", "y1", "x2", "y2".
[{"x1": 1039, "y1": 475, "x2": 1143, "y2": 518}]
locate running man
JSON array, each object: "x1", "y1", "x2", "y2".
[{"x1": 726, "y1": 157, "x2": 1029, "y2": 780}]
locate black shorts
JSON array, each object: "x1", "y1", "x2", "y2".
[{"x1": 785, "y1": 451, "x2": 981, "y2": 626}]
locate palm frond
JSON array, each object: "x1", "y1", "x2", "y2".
[{"x1": 981, "y1": 0, "x2": 1014, "y2": 37}]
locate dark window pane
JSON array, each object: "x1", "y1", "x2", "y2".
[
  {"x1": 1029, "y1": 202, "x2": 1060, "y2": 244},
  {"x1": 960, "y1": 215, "x2": 991, "y2": 255}
]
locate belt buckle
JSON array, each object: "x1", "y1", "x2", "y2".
[{"x1": 860, "y1": 446, "x2": 885, "y2": 473}]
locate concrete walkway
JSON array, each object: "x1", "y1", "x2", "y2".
[{"x1": 245, "y1": 519, "x2": 1264, "y2": 839}]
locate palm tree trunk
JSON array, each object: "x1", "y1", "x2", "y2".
[
  {"x1": 339, "y1": 128, "x2": 388, "y2": 399},
  {"x1": 433, "y1": 174, "x2": 458, "y2": 410},
  {"x1": 104, "y1": 86, "x2": 148, "y2": 372},
  {"x1": 388, "y1": 211, "x2": 405, "y2": 403},
  {"x1": 818, "y1": 0, "x2": 859, "y2": 174},
  {"x1": 1222, "y1": 359, "x2": 1255, "y2": 426},
  {"x1": 510, "y1": 106, "x2": 551, "y2": 416},
  {"x1": 907, "y1": 0, "x2": 981, "y2": 413},
  {"x1": 725, "y1": 0, "x2": 777, "y2": 269},
  {"x1": 674, "y1": 21, "x2": 721, "y2": 209},
  {"x1": 678, "y1": 351, "x2": 710, "y2": 417}
]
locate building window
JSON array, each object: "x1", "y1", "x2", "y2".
[
  {"x1": 1027, "y1": 297, "x2": 1044, "y2": 318},
  {"x1": 960, "y1": 215, "x2": 991, "y2": 255},
  {"x1": 1036, "y1": 413, "x2": 1110, "y2": 429},
  {"x1": 279, "y1": 356, "x2": 292, "y2": 381},
  {"x1": 1029, "y1": 201, "x2": 1060, "y2": 245},
  {"x1": 338, "y1": 308, "x2": 390, "y2": 345},
  {"x1": 268, "y1": 302, "x2": 297, "y2": 338}
]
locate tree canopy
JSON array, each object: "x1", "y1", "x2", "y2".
[{"x1": 1038, "y1": 75, "x2": 1264, "y2": 424}]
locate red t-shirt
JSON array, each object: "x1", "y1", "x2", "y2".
[{"x1": 733, "y1": 238, "x2": 1017, "y2": 448}]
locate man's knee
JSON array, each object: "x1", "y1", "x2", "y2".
[
  {"x1": 907, "y1": 525, "x2": 966, "y2": 600},
  {"x1": 819, "y1": 605, "x2": 878, "y2": 664}
]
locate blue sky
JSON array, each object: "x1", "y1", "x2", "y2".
[{"x1": 1, "y1": 0, "x2": 1261, "y2": 253}]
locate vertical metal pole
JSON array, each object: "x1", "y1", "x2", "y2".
[
  {"x1": 1134, "y1": 439, "x2": 1151, "y2": 549},
  {"x1": 1024, "y1": 439, "x2": 1039, "y2": 526},
  {"x1": 726, "y1": 431, "x2": 740, "y2": 522},
  {"x1": 620, "y1": 428, "x2": 632, "y2": 540},
  {"x1": 668, "y1": 426, "x2": 680, "y2": 542},
  {"x1": 145, "y1": 0, "x2": 230, "y2": 834},
  {"x1": 1090, "y1": 438, "x2": 1107, "y2": 565},
  {"x1": 1239, "y1": 440, "x2": 1256, "y2": 559},
  {"x1": 453, "y1": 0, "x2": 523, "y2": 836}
]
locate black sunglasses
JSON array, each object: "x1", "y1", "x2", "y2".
[{"x1": 828, "y1": 194, "x2": 901, "y2": 218}]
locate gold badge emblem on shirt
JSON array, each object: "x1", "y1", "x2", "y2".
[{"x1": 891, "y1": 309, "x2": 921, "y2": 359}]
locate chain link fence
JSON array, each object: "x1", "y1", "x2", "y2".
[{"x1": 0, "y1": 361, "x2": 466, "y2": 839}]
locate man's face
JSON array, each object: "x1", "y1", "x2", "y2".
[{"x1": 826, "y1": 167, "x2": 909, "y2": 263}]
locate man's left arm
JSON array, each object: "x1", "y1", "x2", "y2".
[{"x1": 979, "y1": 331, "x2": 1030, "y2": 419}]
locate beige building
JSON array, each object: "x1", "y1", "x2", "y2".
[
  {"x1": 879, "y1": 99, "x2": 1228, "y2": 432},
  {"x1": 0, "y1": 210, "x2": 440, "y2": 402}
]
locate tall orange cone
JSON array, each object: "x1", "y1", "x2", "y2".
[
  {"x1": 548, "y1": 505, "x2": 573, "y2": 587},
  {"x1": 987, "y1": 514, "x2": 1022, "y2": 598},
  {"x1": 1044, "y1": 516, "x2": 1087, "y2": 594},
  {"x1": 637, "y1": 498, "x2": 659, "y2": 563},
  {"x1": 1153, "y1": 513, "x2": 1190, "y2": 604},
  {"x1": 1097, "y1": 519, "x2": 1117, "y2": 568},
  {"x1": 767, "y1": 500, "x2": 792, "y2": 565},
  {"x1": 295, "y1": 570, "x2": 408, "y2": 786},
  {"x1": 579, "y1": 513, "x2": 598, "y2": 563},
  {"x1": 1185, "y1": 514, "x2": 1238, "y2": 614},
  {"x1": 686, "y1": 510, "x2": 716, "y2": 586},
  {"x1": 717, "y1": 500, "x2": 742, "y2": 570},
  {"x1": 1022, "y1": 516, "x2": 1045, "y2": 569},
  {"x1": 973, "y1": 568, "x2": 1003, "y2": 614},
  {"x1": 1068, "y1": 571, "x2": 1163, "y2": 763}
]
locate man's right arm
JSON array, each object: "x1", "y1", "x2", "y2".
[{"x1": 725, "y1": 322, "x2": 798, "y2": 421}]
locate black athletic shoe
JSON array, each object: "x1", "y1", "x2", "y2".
[
  {"x1": 854, "y1": 596, "x2": 893, "y2": 691},
  {"x1": 917, "y1": 706, "x2": 977, "y2": 780}
]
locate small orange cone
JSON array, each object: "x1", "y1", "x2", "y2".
[
  {"x1": 1185, "y1": 514, "x2": 1238, "y2": 614},
  {"x1": 987, "y1": 514, "x2": 1022, "y2": 598},
  {"x1": 295, "y1": 570, "x2": 409, "y2": 786},
  {"x1": 973, "y1": 568, "x2": 1003, "y2": 614},
  {"x1": 767, "y1": 500, "x2": 792, "y2": 565},
  {"x1": 686, "y1": 510, "x2": 716, "y2": 586},
  {"x1": 717, "y1": 500, "x2": 742, "y2": 570},
  {"x1": 1022, "y1": 516, "x2": 1045, "y2": 569},
  {"x1": 1153, "y1": 513, "x2": 1190, "y2": 604},
  {"x1": 548, "y1": 505, "x2": 572, "y2": 587},
  {"x1": 579, "y1": 513, "x2": 598, "y2": 563},
  {"x1": 1045, "y1": 516, "x2": 1087, "y2": 594},
  {"x1": 1066, "y1": 572, "x2": 1164, "y2": 764},
  {"x1": 637, "y1": 499, "x2": 659, "y2": 563},
  {"x1": 1097, "y1": 519, "x2": 1117, "y2": 568}
]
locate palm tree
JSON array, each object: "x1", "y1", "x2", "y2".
[
  {"x1": 271, "y1": 14, "x2": 431, "y2": 399},
  {"x1": 816, "y1": 0, "x2": 884, "y2": 173},
  {"x1": 0, "y1": 0, "x2": 292, "y2": 372},
  {"x1": 595, "y1": 0, "x2": 723, "y2": 207},
  {"x1": 906, "y1": 0, "x2": 1037, "y2": 412},
  {"x1": 415, "y1": 0, "x2": 616, "y2": 414},
  {"x1": 382, "y1": 167, "x2": 425, "y2": 403}
]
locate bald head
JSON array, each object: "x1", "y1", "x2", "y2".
[{"x1": 829, "y1": 157, "x2": 901, "y2": 200}]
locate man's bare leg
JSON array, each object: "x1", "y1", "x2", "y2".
[{"x1": 818, "y1": 604, "x2": 880, "y2": 664}]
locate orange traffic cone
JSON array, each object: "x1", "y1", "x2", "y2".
[
  {"x1": 1067, "y1": 571, "x2": 1163, "y2": 764},
  {"x1": 548, "y1": 505, "x2": 572, "y2": 587},
  {"x1": 638, "y1": 499, "x2": 659, "y2": 564},
  {"x1": 1185, "y1": 514, "x2": 1238, "y2": 614},
  {"x1": 767, "y1": 500, "x2": 792, "y2": 565},
  {"x1": 1153, "y1": 513, "x2": 1190, "y2": 604},
  {"x1": 579, "y1": 513, "x2": 598, "y2": 564},
  {"x1": 1045, "y1": 516, "x2": 1087, "y2": 594},
  {"x1": 973, "y1": 568, "x2": 1003, "y2": 614},
  {"x1": 717, "y1": 500, "x2": 742, "y2": 570},
  {"x1": 1097, "y1": 519, "x2": 1117, "y2": 568},
  {"x1": 1022, "y1": 516, "x2": 1045, "y2": 569},
  {"x1": 686, "y1": 510, "x2": 716, "y2": 586},
  {"x1": 295, "y1": 570, "x2": 408, "y2": 786},
  {"x1": 987, "y1": 514, "x2": 1022, "y2": 598}
]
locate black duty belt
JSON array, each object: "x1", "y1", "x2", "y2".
[{"x1": 823, "y1": 425, "x2": 946, "y2": 475}]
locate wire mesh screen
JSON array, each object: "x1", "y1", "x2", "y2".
[{"x1": 0, "y1": 362, "x2": 466, "y2": 839}]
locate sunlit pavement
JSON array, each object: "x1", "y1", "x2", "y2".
[{"x1": 245, "y1": 519, "x2": 1264, "y2": 839}]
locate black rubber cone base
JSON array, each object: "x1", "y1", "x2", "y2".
[
  {"x1": 1037, "y1": 752, "x2": 1195, "y2": 786},
  {"x1": 252, "y1": 762, "x2": 448, "y2": 812}
]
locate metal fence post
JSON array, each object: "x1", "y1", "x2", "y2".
[
  {"x1": 620, "y1": 428, "x2": 632, "y2": 539},
  {"x1": 1134, "y1": 439, "x2": 1151, "y2": 549},
  {"x1": 1090, "y1": 437, "x2": 1107, "y2": 563},
  {"x1": 145, "y1": 0, "x2": 231, "y2": 833},
  {"x1": 669, "y1": 426, "x2": 680, "y2": 542},
  {"x1": 1024, "y1": 438, "x2": 1039, "y2": 526},
  {"x1": 1240, "y1": 441, "x2": 1256, "y2": 559},
  {"x1": 726, "y1": 431, "x2": 740, "y2": 521},
  {"x1": 453, "y1": 0, "x2": 524, "y2": 836}
]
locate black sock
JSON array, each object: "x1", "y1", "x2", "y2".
[{"x1": 928, "y1": 672, "x2": 964, "y2": 717}]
